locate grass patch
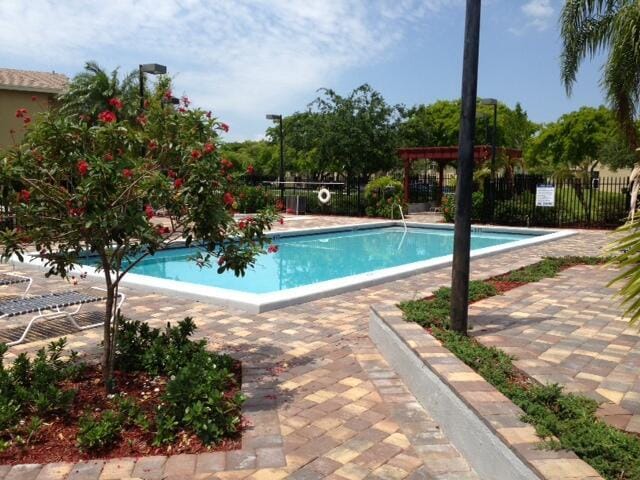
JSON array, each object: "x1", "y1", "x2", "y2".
[{"x1": 399, "y1": 255, "x2": 640, "y2": 480}]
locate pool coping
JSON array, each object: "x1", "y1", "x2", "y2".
[
  {"x1": 369, "y1": 304, "x2": 603, "y2": 480},
  {"x1": 13, "y1": 221, "x2": 575, "y2": 313}
]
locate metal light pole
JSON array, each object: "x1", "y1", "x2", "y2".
[
  {"x1": 139, "y1": 63, "x2": 167, "y2": 111},
  {"x1": 450, "y1": 0, "x2": 482, "y2": 334},
  {"x1": 266, "y1": 114, "x2": 285, "y2": 202},
  {"x1": 481, "y1": 97, "x2": 498, "y2": 221}
]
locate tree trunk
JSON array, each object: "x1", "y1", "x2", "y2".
[{"x1": 101, "y1": 283, "x2": 115, "y2": 393}]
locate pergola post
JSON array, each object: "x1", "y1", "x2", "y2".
[
  {"x1": 438, "y1": 163, "x2": 445, "y2": 202},
  {"x1": 403, "y1": 158, "x2": 411, "y2": 204}
]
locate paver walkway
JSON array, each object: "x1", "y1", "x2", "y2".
[
  {"x1": 472, "y1": 264, "x2": 640, "y2": 432},
  {"x1": 0, "y1": 215, "x2": 613, "y2": 479}
]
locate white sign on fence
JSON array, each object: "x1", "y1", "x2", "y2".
[{"x1": 535, "y1": 184, "x2": 555, "y2": 207}]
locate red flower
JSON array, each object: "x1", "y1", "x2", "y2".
[
  {"x1": 148, "y1": 140, "x2": 158, "y2": 151},
  {"x1": 15, "y1": 108, "x2": 27, "y2": 118},
  {"x1": 206, "y1": 111, "x2": 212, "y2": 119},
  {"x1": 238, "y1": 220, "x2": 246, "y2": 229},
  {"x1": 246, "y1": 165, "x2": 255, "y2": 175},
  {"x1": 23, "y1": 116, "x2": 31, "y2": 124},
  {"x1": 217, "y1": 256, "x2": 225, "y2": 266},
  {"x1": 178, "y1": 107, "x2": 187, "y2": 113},
  {"x1": 18, "y1": 189, "x2": 30, "y2": 203},
  {"x1": 267, "y1": 244, "x2": 279, "y2": 254},
  {"x1": 164, "y1": 89, "x2": 173, "y2": 100},
  {"x1": 174, "y1": 178, "x2": 184, "y2": 189},
  {"x1": 137, "y1": 114, "x2": 148, "y2": 126},
  {"x1": 123, "y1": 168, "x2": 133, "y2": 179},
  {"x1": 220, "y1": 122, "x2": 229, "y2": 132},
  {"x1": 191, "y1": 149, "x2": 202, "y2": 160},
  {"x1": 77, "y1": 160, "x2": 89, "y2": 176},
  {"x1": 279, "y1": 217, "x2": 284, "y2": 225},
  {"x1": 223, "y1": 192, "x2": 234, "y2": 206},
  {"x1": 204, "y1": 143, "x2": 216, "y2": 154},
  {"x1": 144, "y1": 204, "x2": 154, "y2": 219},
  {"x1": 103, "y1": 152, "x2": 114, "y2": 162},
  {"x1": 221, "y1": 158, "x2": 233, "y2": 170},
  {"x1": 98, "y1": 110, "x2": 117, "y2": 123},
  {"x1": 108, "y1": 98, "x2": 123, "y2": 110},
  {"x1": 167, "y1": 169, "x2": 177, "y2": 178}
]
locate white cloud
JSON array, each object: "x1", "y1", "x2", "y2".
[
  {"x1": 0, "y1": 0, "x2": 459, "y2": 139},
  {"x1": 521, "y1": 0, "x2": 554, "y2": 31}
]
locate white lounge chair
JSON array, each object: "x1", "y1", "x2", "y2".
[{"x1": 0, "y1": 288, "x2": 125, "y2": 346}]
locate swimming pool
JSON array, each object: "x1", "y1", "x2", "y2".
[
  {"x1": 70, "y1": 221, "x2": 573, "y2": 312},
  {"x1": 119, "y1": 226, "x2": 536, "y2": 294}
]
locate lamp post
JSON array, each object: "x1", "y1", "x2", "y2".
[
  {"x1": 480, "y1": 98, "x2": 498, "y2": 181},
  {"x1": 266, "y1": 114, "x2": 285, "y2": 202},
  {"x1": 139, "y1": 63, "x2": 167, "y2": 111},
  {"x1": 450, "y1": 0, "x2": 482, "y2": 334},
  {"x1": 481, "y1": 97, "x2": 497, "y2": 221}
]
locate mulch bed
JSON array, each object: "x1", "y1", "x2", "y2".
[{"x1": 0, "y1": 362, "x2": 243, "y2": 465}]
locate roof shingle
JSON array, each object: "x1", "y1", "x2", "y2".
[{"x1": 0, "y1": 68, "x2": 68, "y2": 93}]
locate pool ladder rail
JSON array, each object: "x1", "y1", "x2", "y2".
[{"x1": 391, "y1": 201, "x2": 408, "y2": 233}]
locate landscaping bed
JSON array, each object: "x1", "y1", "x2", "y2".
[
  {"x1": 0, "y1": 318, "x2": 245, "y2": 465},
  {"x1": 400, "y1": 256, "x2": 640, "y2": 480}
]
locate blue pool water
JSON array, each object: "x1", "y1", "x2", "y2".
[{"x1": 85, "y1": 227, "x2": 537, "y2": 294}]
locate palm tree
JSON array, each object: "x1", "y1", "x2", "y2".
[
  {"x1": 57, "y1": 61, "x2": 139, "y2": 122},
  {"x1": 560, "y1": 0, "x2": 640, "y2": 213}
]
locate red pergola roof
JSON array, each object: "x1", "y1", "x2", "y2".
[
  {"x1": 398, "y1": 145, "x2": 522, "y2": 163},
  {"x1": 397, "y1": 145, "x2": 523, "y2": 203}
]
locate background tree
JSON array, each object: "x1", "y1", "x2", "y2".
[
  {"x1": 526, "y1": 106, "x2": 628, "y2": 177},
  {"x1": 525, "y1": 106, "x2": 629, "y2": 209},
  {"x1": 560, "y1": 0, "x2": 640, "y2": 211},
  {"x1": 1, "y1": 65, "x2": 275, "y2": 392}
]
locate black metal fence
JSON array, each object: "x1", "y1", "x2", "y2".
[
  {"x1": 481, "y1": 174, "x2": 630, "y2": 228},
  {"x1": 240, "y1": 174, "x2": 630, "y2": 228}
]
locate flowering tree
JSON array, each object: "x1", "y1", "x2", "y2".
[{"x1": 0, "y1": 74, "x2": 276, "y2": 391}]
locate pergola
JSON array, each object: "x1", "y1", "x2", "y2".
[{"x1": 397, "y1": 145, "x2": 523, "y2": 203}]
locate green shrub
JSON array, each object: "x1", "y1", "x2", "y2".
[
  {"x1": 441, "y1": 194, "x2": 455, "y2": 222},
  {"x1": 441, "y1": 191, "x2": 484, "y2": 223},
  {"x1": 115, "y1": 316, "x2": 231, "y2": 376},
  {"x1": 159, "y1": 349, "x2": 244, "y2": 445},
  {"x1": 115, "y1": 317, "x2": 243, "y2": 446},
  {"x1": 501, "y1": 256, "x2": 605, "y2": 283},
  {"x1": 77, "y1": 410, "x2": 122, "y2": 452},
  {"x1": 364, "y1": 176, "x2": 405, "y2": 218},
  {"x1": 399, "y1": 280, "x2": 496, "y2": 329},
  {"x1": 237, "y1": 185, "x2": 272, "y2": 213}
]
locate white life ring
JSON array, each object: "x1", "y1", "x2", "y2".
[{"x1": 318, "y1": 188, "x2": 331, "y2": 205}]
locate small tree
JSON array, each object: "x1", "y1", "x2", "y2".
[{"x1": 1, "y1": 73, "x2": 275, "y2": 392}]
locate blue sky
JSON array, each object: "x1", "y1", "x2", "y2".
[{"x1": 0, "y1": 0, "x2": 606, "y2": 141}]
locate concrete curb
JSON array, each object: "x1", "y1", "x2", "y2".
[{"x1": 369, "y1": 305, "x2": 603, "y2": 480}]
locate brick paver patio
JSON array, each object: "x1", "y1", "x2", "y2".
[{"x1": 0, "y1": 215, "x2": 616, "y2": 479}]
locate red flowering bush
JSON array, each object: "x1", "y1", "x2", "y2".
[{"x1": 1, "y1": 74, "x2": 276, "y2": 391}]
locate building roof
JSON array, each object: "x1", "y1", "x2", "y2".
[{"x1": 0, "y1": 68, "x2": 68, "y2": 94}]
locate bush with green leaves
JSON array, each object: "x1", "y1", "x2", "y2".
[
  {"x1": 0, "y1": 339, "x2": 81, "y2": 451},
  {"x1": 77, "y1": 410, "x2": 123, "y2": 452},
  {"x1": 441, "y1": 191, "x2": 484, "y2": 223},
  {"x1": 364, "y1": 176, "x2": 405, "y2": 218},
  {"x1": 237, "y1": 185, "x2": 273, "y2": 213},
  {"x1": 114, "y1": 317, "x2": 243, "y2": 446}
]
